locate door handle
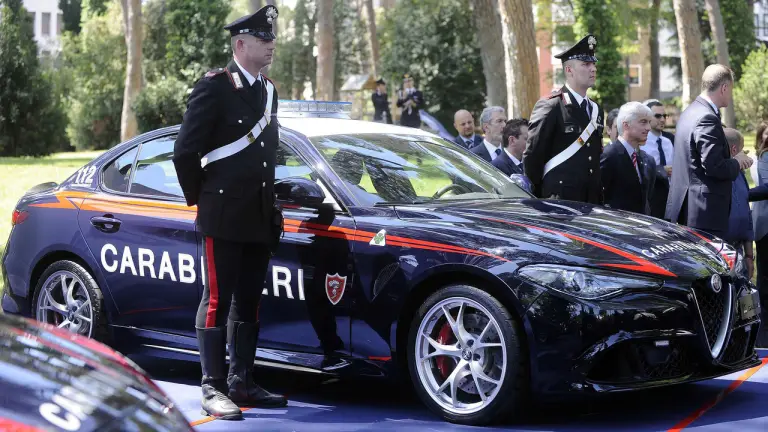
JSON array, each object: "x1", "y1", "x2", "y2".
[{"x1": 90, "y1": 216, "x2": 122, "y2": 233}]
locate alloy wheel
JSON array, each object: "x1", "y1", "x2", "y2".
[{"x1": 35, "y1": 270, "x2": 94, "y2": 338}]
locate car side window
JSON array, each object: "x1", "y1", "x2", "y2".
[
  {"x1": 129, "y1": 135, "x2": 184, "y2": 199},
  {"x1": 102, "y1": 146, "x2": 139, "y2": 193},
  {"x1": 275, "y1": 141, "x2": 314, "y2": 181}
]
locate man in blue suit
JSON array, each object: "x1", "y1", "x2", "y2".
[
  {"x1": 492, "y1": 118, "x2": 527, "y2": 175},
  {"x1": 453, "y1": 110, "x2": 484, "y2": 149},
  {"x1": 470, "y1": 106, "x2": 506, "y2": 162},
  {"x1": 665, "y1": 64, "x2": 753, "y2": 238}
]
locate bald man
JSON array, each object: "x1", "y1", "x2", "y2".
[
  {"x1": 666, "y1": 64, "x2": 753, "y2": 238},
  {"x1": 453, "y1": 110, "x2": 483, "y2": 150}
]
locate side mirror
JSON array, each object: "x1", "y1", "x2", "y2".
[
  {"x1": 274, "y1": 177, "x2": 326, "y2": 206},
  {"x1": 509, "y1": 173, "x2": 533, "y2": 194}
]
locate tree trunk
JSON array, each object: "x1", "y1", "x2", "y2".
[
  {"x1": 471, "y1": 0, "x2": 507, "y2": 109},
  {"x1": 673, "y1": 0, "x2": 705, "y2": 108},
  {"x1": 704, "y1": 0, "x2": 735, "y2": 126},
  {"x1": 316, "y1": 0, "x2": 335, "y2": 101},
  {"x1": 497, "y1": 0, "x2": 540, "y2": 117},
  {"x1": 363, "y1": 0, "x2": 380, "y2": 77},
  {"x1": 120, "y1": 0, "x2": 142, "y2": 141},
  {"x1": 649, "y1": 0, "x2": 661, "y2": 100}
]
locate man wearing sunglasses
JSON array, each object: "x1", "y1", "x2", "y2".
[{"x1": 641, "y1": 100, "x2": 675, "y2": 219}]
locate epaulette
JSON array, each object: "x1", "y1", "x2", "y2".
[
  {"x1": 204, "y1": 68, "x2": 226, "y2": 78},
  {"x1": 548, "y1": 90, "x2": 563, "y2": 99}
]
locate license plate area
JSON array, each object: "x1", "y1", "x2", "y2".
[{"x1": 738, "y1": 291, "x2": 761, "y2": 321}]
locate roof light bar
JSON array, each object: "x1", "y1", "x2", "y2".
[{"x1": 277, "y1": 100, "x2": 352, "y2": 118}]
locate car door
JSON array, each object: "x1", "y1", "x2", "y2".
[
  {"x1": 77, "y1": 134, "x2": 201, "y2": 338},
  {"x1": 256, "y1": 140, "x2": 356, "y2": 357}
]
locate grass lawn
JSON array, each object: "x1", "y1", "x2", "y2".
[{"x1": 0, "y1": 151, "x2": 104, "y2": 299}]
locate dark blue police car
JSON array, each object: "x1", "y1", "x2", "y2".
[{"x1": 1, "y1": 101, "x2": 762, "y2": 425}]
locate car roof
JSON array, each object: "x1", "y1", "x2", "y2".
[{"x1": 279, "y1": 117, "x2": 440, "y2": 139}]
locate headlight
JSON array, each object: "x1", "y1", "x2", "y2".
[
  {"x1": 732, "y1": 249, "x2": 748, "y2": 280},
  {"x1": 517, "y1": 264, "x2": 663, "y2": 300}
]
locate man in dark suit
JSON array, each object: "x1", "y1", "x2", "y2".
[
  {"x1": 523, "y1": 34, "x2": 604, "y2": 204},
  {"x1": 470, "y1": 106, "x2": 506, "y2": 162},
  {"x1": 600, "y1": 102, "x2": 657, "y2": 215},
  {"x1": 453, "y1": 109, "x2": 483, "y2": 149},
  {"x1": 396, "y1": 74, "x2": 424, "y2": 128},
  {"x1": 641, "y1": 100, "x2": 675, "y2": 219},
  {"x1": 371, "y1": 77, "x2": 392, "y2": 124},
  {"x1": 665, "y1": 64, "x2": 753, "y2": 237},
  {"x1": 492, "y1": 118, "x2": 527, "y2": 175},
  {"x1": 172, "y1": 6, "x2": 287, "y2": 420}
]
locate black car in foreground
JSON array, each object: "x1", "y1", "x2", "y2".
[
  {"x1": 0, "y1": 313, "x2": 191, "y2": 431},
  {"x1": 1, "y1": 102, "x2": 762, "y2": 425}
]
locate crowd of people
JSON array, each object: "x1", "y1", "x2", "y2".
[{"x1": 373, "y1": 34, "x2": 768, "y2": 345}]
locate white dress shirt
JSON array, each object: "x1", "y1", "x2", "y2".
[
  {"x1": 234, "y1": 57, "x2": 261, "y2": 86},
  {"x1": 618, "y1": 137, "x2": 642, "y2": 182},
  {"x1": 641, "y1": 131, "x2": 674, "y2": 175},
  {"x1": 483, "y1": 139, "x2": 500, "y2": 160},
  {"x1": 565, "y1": 83, "x2": 591, "y2": 113}
]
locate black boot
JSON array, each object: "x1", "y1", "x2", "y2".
[
  {"x1": 227, "y1": 321, "x2": 288, "y2": 407},
  {"x1": 197, "y1": 327, "x2": 243, "y2": 420}
]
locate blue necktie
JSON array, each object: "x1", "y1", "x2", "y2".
[{"x1": 657, "y1": 137, "x2": 666, "y2": 166}]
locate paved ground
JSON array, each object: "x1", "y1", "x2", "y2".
[{"x1": 135, "y1": 349, "x2": 768, "y2": 431}]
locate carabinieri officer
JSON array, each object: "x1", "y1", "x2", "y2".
[
  {"x1": 523, "y1": 34, "x2": 604, "y2": 204},
  {"x1": 172, "y1": 5, "x2": 287, "y2": 420}
]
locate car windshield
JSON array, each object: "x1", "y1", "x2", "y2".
[{"x1": 309, "y1": 134, "x2": 529, "y2": 206}]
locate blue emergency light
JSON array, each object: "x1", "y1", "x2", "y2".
[{"x1": 277, "y1": 100, "x2": 352, "y2": 119}]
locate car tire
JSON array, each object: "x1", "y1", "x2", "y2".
[
  {"x1": 407, "y1": 284, "x2": 529, "y2": 425},
  {"x1": 31, "y1": 260, "x2": 110, "y2": 343}
]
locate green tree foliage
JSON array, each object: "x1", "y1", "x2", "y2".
[
  {"x1": 0, "y1": 0, "x2": 67, "y2": 156},
  {"x1": 163, "y1": 0, "x2": 231, "y2": 85},
  {"x1": 59, "y1": 0, "x2": 82, "y2": 34},
  {"x1": 572, "y1": 0, "x2": 626, "y2": 111},
  {"x1": 269, "y1": 0, "x2": 315, "y2": 99},
  {"x1": 60, "y1": 2, "x2": 125, "y2": 150},
  {"x1": 734, "y1": 45, "x2": 768, "y2": 132},
  {"x1": 132, "y1": 78, "x2": 188, "y2": 132},
  {"x1": 379, "y1": 0, "x2": 485, "y2": 128},
  {"x1": 333, "y1": 0, "x2": 369, "y2": 100}
]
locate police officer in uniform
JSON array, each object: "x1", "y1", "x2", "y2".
[
  {"x1": 396, "y1": 74, "x2": 424, "y2": 128},
  {"x1": 371, "y1": 77, "x2": 392, "y2": 123},
  {"x1": 523, "y1": 35, "x2": 604, "y2": 204},
  {"x1": 172, "y1": 5, "x2": 287, "y2": 421}
]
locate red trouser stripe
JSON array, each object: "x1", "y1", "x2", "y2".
[{"x1": 204, "y1": 237, "x2": 219, "y2": 327}]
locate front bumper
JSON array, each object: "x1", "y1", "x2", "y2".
[{"x1": 524, "y1": 274, "x2": 762, "y2": 396}]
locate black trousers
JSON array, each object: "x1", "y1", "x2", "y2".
[
  {"x1": 195, "y1": 236, "x2": 271, "y2": 329},
  {"x1": 757, "y1": 237, "x2": 768, "y2": 306}
]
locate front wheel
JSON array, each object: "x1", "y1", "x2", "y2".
[{"x1": 407, "y1": 284, "x2": 529, "y2": 425}]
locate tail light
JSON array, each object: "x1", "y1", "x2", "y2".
[{"x1": 11, "y1": 209, "x2": 28, "y2": 226}]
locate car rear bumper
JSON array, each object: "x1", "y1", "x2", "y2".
[{"x1": 524, "y1": 274, "x2": 762, "y2": 396}]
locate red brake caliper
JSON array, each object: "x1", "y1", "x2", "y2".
[{"x1": 435, "y1": 322, "x2": 455, "y2": 379}]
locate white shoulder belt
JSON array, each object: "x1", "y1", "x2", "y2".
[{"x1": 543, "y1": 99, "x2": 599, "y2": 177}]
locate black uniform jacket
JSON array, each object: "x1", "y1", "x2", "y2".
[
  {"x1": 173, "y1": 60, "x2": 280, "y2": 244},
  {"x1": 523, "y1": 86, "x2": 604, "y2": 204},
  {"x1": 600, "y1": 140, "x2": 656, "y2": 215},
  {"x1": 396, "y1": 89, "x2": 424, "y2": 128},
  {"x1": 371, "y1": 91, "x2": 392, "y2": 123}
]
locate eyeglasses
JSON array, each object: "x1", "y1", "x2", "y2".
[{"x1": 654, "y1": 114, "x2": 668, "y2": 119}]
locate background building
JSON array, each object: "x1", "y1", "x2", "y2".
[{"x1": 23, "y1": 0, "x2": 63, "y2": 57}]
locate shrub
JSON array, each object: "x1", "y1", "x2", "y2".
[
  {"x1": 132, "y1": 77, "x2": 189, "y2": 133},
  {"x1": 734, "y1": 45, "x2": 768, "y2": 133}
]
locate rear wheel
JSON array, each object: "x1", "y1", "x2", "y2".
[
  {"x1": 407, "y1": 284, "x2": 528, "y2": 425},
  {"x1": 32, "y1": 260, "x2": 109, "y2": 342}
]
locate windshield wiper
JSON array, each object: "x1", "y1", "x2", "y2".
[{"x1": 373, "y1": 198, "x2": 433, "y2": 206}]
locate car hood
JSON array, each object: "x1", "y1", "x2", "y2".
[
  {"x1": 393, "y1": 198, "x2": 734, "y2": 280},
  {"x1": 0, "y1": 314, "x2": 188, "y2": 431}
]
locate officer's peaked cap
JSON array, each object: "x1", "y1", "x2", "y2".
[
  {"x1": 224, "y1": 5, "x2": 279, "y2": 41},
  {"x1": 554, "y1": 34, "x2": 598, "y2": 63}
]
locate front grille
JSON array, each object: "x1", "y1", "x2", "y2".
[
  {"x1": 722, "y1": 325, "x2": 757, "y2": 365},
  {"x1": 587, "y1": 339, "x2": 693, "y2": 384},
  {"x1": 691, "y1": 277, "x2": 731, "y2": 353}
]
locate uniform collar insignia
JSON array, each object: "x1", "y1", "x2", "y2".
[
  {"x1": 232, "y1": 72, "x2": 244, "y2": 89},
  {"x1": 562, "y1": 92, "x2": 572, "y2": 105}
]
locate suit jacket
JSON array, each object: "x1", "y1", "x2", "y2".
[
  {"x1": 665, "y1": 96, "x2": 739, "y2": 235},
  {"x1": 662, "y1": 130, "x2": 675, "y2": 147},
  {"x1": 371, "y1": 91, "x2": 392, "y2": 124},
  {"x1": 753, "y1": 153, "x2": 768, "y2": 241},
  {"x1": 470, "y1": 142, "x2": 497, "y2": 163},
  {"x1": 173, "y1": 60, "x2": 280, "y2": 244},
  {"x1": 600, "y1": 141, "x2": 656, "y2": 215},
  {"x1": 396, "y1": 89, "x2": 424, "y2": 128},
  {"x1": 454, "y1": 134, "x2": 483, "y2": 150},
  {"x1": 491, "y1": 149, "x2": 524, "y2": 176},
  {"x1": 523, "y1": 86, "x2": 604, "y2": 204}
]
